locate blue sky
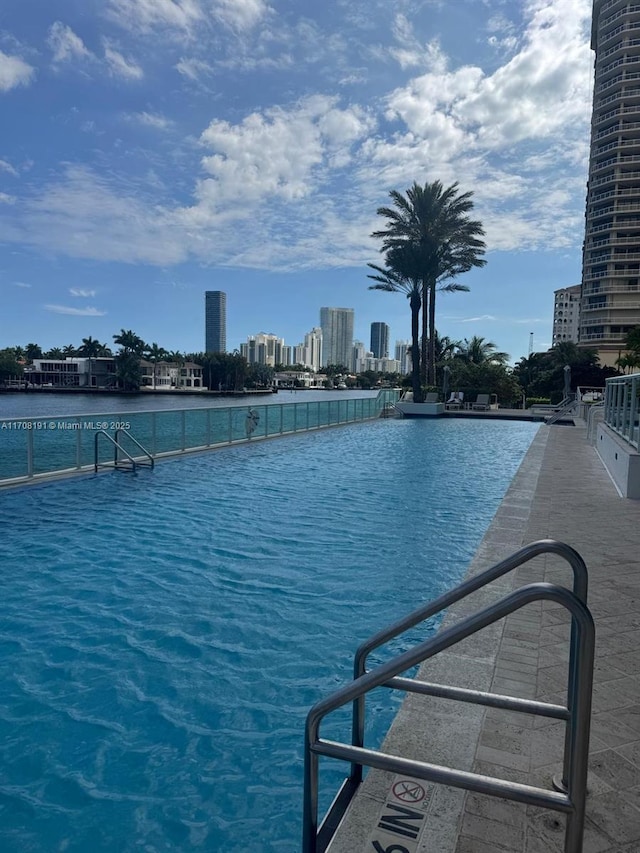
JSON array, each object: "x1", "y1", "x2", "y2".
[{"x1": 0, "y1": 0, "x2": 592, "y2": 363}]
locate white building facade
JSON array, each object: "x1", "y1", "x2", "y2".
[
  {"x1": 240, "y1": 333, "x2": 288, "y2": 366},
  {"x1": 553, "y1": 285, "x2": 582, "y2": 344}
]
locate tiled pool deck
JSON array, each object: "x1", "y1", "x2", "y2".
[{"x1": 326, "y1": 421, "x2": 640, "y2": 852}]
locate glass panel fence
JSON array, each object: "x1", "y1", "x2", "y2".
[{"x1": 0, "y1": 390, "x2": 400, "y2": 483}]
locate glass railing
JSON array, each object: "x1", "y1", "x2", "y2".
[
  {"x1": 0, "y1": 390, "x2": 400, "y2": 484},
  {"x1": 604, "y1": 373, "x2": 640, "y2": 448}
]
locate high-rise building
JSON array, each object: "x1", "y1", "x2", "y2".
[
  {"x1": 319, "y1": 307, "x2": 354, "y2": 367},
  {"x1": 240, "y1": 333, "x2": 287, "y2": 366},
  {"x1": 580, "y1": 1, "x2": 640, "y2": 364},
  {"x1": 370, "y1": 322, "x2": 390, "y2": 359},
  {"x1": 302, "y1": 327, "x2": 323, "y2": 372},
  {"x1": 352, "y1": 340, "x2": 369, "y2": 373},
  {"x1": 553, "y1": 285, "x2": 582, "y2": 345},
  {"x1": 395, "y1": 340, "x2": 412, "y2": 375},
  {"x1": 205, "y1": 291, "x2": 227, "y2": 353}
]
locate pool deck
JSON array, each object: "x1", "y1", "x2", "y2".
[{"x1": 325, "y1": 420, "x2": 640, "y2": 852}]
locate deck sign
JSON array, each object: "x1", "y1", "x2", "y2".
[{"x1": 366, "y1": 775, "x2": 433, "y2": 853}]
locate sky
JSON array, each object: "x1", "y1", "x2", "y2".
[{"x1": 0, "y1": 0, "x2": 593, "y2": 364}]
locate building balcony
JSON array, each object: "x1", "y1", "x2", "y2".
[
  {"x1": 601, "y1": 7, "x2": 640, "y2": 34},
  {"x1": 596, "y1": 87, "x2": 640, "y2": 110},
  {"x1": 599, "y1": 36, "x2": 640, "y2": 63},
  {"x1": 595, "y1": 108, "x2": 640, "y2": 133},
  {"x1": 599, "y1": 0, "x2": 626, "y2": 14},
  {"x1": 581, "y1": 311, "x2": 640, "y2": 326},
  {"x1": 596, "y1": 69, "x2": 640, "y2": 95},
  {"x1": 590, "y1": 186, "x2": 640, "y2": 203},
  {"x1": 600, "y1": 22, "x2": 640, "y2": 51},
  {"x1": 599, "y1": 55, "x2": 640, "y2": 83}
]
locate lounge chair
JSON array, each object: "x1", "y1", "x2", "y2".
[
  {"x1": 472, "y1": 393, "x2": 491, "y2": 411},
  {"x1": 446, "y1": 392, "x2": 464, "y2": 409},
  {"x1": 424, "y1": 392, "x2": 439, "y2": 403}
]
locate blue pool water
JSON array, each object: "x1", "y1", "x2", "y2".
[{"x1": 0, "y1": 418, "x2": 539, "y2": 852}]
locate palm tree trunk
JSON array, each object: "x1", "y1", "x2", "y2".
[
  {"x1": 410, "y1": 291, "x2": 423, "y2": 402},
  {"x1": 428, "y1": 281, "x2": 437, "y2": 386},
  {"x1": 420, "y1": 280, "x2": 428, "y2": 389}
]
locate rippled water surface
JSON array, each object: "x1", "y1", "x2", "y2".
[{"x1": 0, "y1": 418, "x2": 538, "y2": 852}]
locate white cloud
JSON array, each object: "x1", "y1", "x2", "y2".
[
  {"x1": 69, "y1": 288, "x2": 96, "y2": 297},
  {"x1": 107, "y1": 0, "x2": 270, "y2": 35},
  {"x1": 175, "y1": 57, "x2": 214, "y2": 80},
  {"x1": 13, "y1": 281, "x2": 31, "y2": 288},
  {"x1": 44, "y1": 304, "x2": 107, "y2": 316},
  {"x1": 47, "y1": 22, "x2": 92, "y2": 64},
  {"x1": 195, "y1": 95, "x2": 375, "y2": 207},
  {"x1": 106, "y1": 0, "x2": 204, "y2": 33},
  {"x1": 130, "y1": 111, "x2": 173, "y2": 130},
  {"x1": 212, "y1": 0, "x2": 272, "y2": 32},
  {"x1": 103, "y1": 42, "x2": 144, "y2": 80},
  {"x1": 0, "y1": 50, "x2": 36, "y2": 92},
  {"x1": 0, "y1": 192, "x2": 16, "y2": 204},
  {"x1": 0, "y1": 158, "x2": 19, "y2": 177},
  {"x1": 460, "y1": 314, "x2": 497, "y2": 323},
  {"x1": 10, "y1": 165, "x2": 186, "y2": 264}
]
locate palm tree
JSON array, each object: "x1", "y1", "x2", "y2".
[
  {"x1": 45, "y1": 347, "x2": 64, "y2": 359},
  {"x1": 79, "y1": 336, "x2": 102, "y2": 388},
  {"x1": 144, "y1": 343, "x2": 169, "y2": 390},
  {"x1": 615, "y1": 352, "x2": 640, "y2": 374},
  {"x1": 113, "y1": 329, "x2": 146, "y2": 355},
  {"x1": 456, "y1": 336, "x2": 509, "y2": 366},
  {"x1": 25, "y1": 343, "x2": 43, "y2": 361},
  {"x1": 372, "y1": 180, "x2": 486, "y2": 385},
  {"x1": 113, "y1": 330, "x2": 145, "y2": 392},
  {"x1": 62, "y1": 344, "x2": 77, "y2": 358},
  {"x1": 368, "y1": 247, "x2": 422, "y2": 400}
]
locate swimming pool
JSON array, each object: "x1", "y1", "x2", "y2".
[{"x1": 0, "y1": 417, "x2": 539, "y2": 852}]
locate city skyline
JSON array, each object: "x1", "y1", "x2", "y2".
[{"x1": 1, "y1": 1, "x2": 592, "y2": 363}]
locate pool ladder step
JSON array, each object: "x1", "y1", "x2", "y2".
[{"x1": 94, "y1": 428, "x2": 154, "y2": 473}]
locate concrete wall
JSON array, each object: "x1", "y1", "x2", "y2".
[{"x1": 596, "y1": 423, "x2": 640, "y2": 499}]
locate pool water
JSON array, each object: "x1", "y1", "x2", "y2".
[{"x1": 0, "y1": 418, "x2": 539, "y2": 852}]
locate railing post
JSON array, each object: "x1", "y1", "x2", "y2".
[
  {"x1": 302, "y1": 727, "x2": 319, "y2": 853},
  {"x1": 228, "y1": 407, "x2": 232, "y2": 444},
  {"x1": 307, "y1": 401, "x2": 310, "y2": 431},
  {"x1": 207, "y1": 409, "x2": 211, "y2": 446},
  {"x1": 76, "y1": 420, "x2": 82, "y2": 469},
  {"x1": 27, "y1": 426, "x2": 34, "y2": 478},
  {"x1": 181, "y1": 410, "x2": 186, "y2": 451},
  {"x1": 152, "y1": 412, "x2": 157, "y2": 455},
  {"x1": 280, "y1": 404, "x2": 284, "y2": 435}
]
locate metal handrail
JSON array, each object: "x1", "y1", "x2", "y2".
[
  {"x1": 94, "y1": 429, "x2": 154, "y2": 472},
  {"x1": 587, "y1": 402, "x2": 606, "y2": 444},
  {"x1": 303, "y1": 582, "x2": 594, "y2": 853},
  {"x1": 546, "y1": 399, "x2": 579, "y2": 425},
  {"x1": 351, "y1": 540, "x2": 586, "y2": 787},
  {"x1": 115, "y1": 428, "x2": 154, "y2": 468}
]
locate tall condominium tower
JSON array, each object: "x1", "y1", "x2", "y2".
[
  {"x1": 205, "y1": 291, "x2": 227, "y2": 353},
  {"x1": 581, "y1": 1, "x2": 640, "y2": 364},
  {"x1": 319, "y1": 307, "x2": 354, "y2": 367},
  {"x1": 370, "y1": 322, "x2": 390, "y2": 359}
]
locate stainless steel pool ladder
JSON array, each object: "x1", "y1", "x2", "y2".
[
  {"x1": 303, "y1": 540, "x2": 594, "y2": 853},
  {"x1": 94, "y1": 428, "x2": 154, "y2": 473},
  {"x1": 545, "y1": 399, "x2": 579, "y2": 425}
]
